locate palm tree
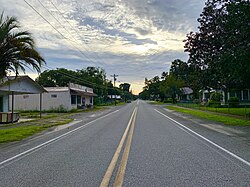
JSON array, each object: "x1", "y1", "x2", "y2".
[{"x1": 0, "y1": 12, "x2": 45, "y2": 78}]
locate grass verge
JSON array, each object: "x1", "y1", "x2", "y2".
[
  {"x1": 167, "y1": 106, "x2": 250, "y2": 126},
  {"x1": 148, "y1": 101, "x2": 166, "y2": 105},
  {"x1": 177, "y1": 103, "x2": 250, "y2": 117},
  {"x1": 0, "y1": 118, "x2": 73, "y2": 143}
]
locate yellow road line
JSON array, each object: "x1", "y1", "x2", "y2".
[
  {"x1": 114, "y1": 107, "x2": 137, "y2": 187},
  {"x1": 100, "y1": 107, "x2": 137, "y2": 187}
]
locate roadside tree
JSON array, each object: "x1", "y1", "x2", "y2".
[{"x1": 0, "y1": 12, "x2": 45, "y2": 78}]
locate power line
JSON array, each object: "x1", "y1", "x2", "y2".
[
  {"x1": 46, "y1": 0, "x2": 107, "y2": 66},
  {"x1": 24, "y1": 0, "x2": 104, "y2": 67}
]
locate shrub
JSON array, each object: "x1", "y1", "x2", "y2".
[
  {"x1": 193, "y1": 99, "x2": 200, "y2": 104},
  {"x1": 163, "y1": 98, "x2": 173, "y2": 103},
  {"x1": 228, "y1": 97, "x2": 240, "y2": 107},
  {"x1": 206, "y1": 92, "x2": 223, "y2": 107},
  {"x1": 206, "y1": 100, "x2": 221, "y2": 108},
  {"x1": 48, "y1": 105, "x2": 68, "y2": 113},
  {"x1": 210, "y1": 92, "x2": 223, "y2": 102}
]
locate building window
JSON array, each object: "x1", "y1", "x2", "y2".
[
  {"x1": 243, "y1": 90, "x2": 249, "y2": 100},
  {"x1": 90, "y1": 97, "x2": 92, "y2": 103},
  {"x1": 51, "y1": 94, "x2": 57, "y2": 98},
  {"x1": 23, "y1": 95, "x2": 29, "y2": 99},
  {"x1": 71, "y1": 95, "x2": 76, "y2": 104},
  {"x1": 77, "y1": 95, "x2": 81, "y2": 105}
]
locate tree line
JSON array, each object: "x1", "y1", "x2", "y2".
[
  {"x1": 36, "y1": 67, "x2": 135, "y2": 104},
  {"x1": 139, "y1": 0, "x2": 250, "y2": 102}
]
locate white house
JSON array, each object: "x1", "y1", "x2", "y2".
[
  {"x1": 200, "y1": 89, "x2": 250, "y2": 104},
  {"x1": 11, "y1": 83, "x2": 97, "y2": 111},
  {"x1": 0, "y1": 76, "x2": 46, "y2": 123}
]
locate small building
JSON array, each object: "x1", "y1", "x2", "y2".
[
  {"x1": 108, "y1": 95, "x2": 122, "y2": 100},
  {"x1": 200, "y1": 89, "x2": 250, "y2": 104},
  {"x1": 12, "y1": 83, "x2": 97, "y2": 111},
  {"x1": 178, "y1": 87, "x2": 193, "y2": 101},
  {"x1": 0, "y1": 76, "x2": 46, "y2": 123}
]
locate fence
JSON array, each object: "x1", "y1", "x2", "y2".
[{"x1": 177, "y1": 101, "x2": 250, "y2": 118}]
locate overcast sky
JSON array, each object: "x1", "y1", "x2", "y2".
[{"x1": 1, "y1": 0, "x2": 206, "y2": 94}]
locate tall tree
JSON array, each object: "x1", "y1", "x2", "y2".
[
  {"x1": 119, "y1": 83, "x2": 130, "y2": 92},
  {"x1": 160, "y1": 75, "x2": 184, "y2": 103},
  {"x1": 0, "y1": 12, "x2": 45, "y2": 78},
  {"x1": 169, "y1": 59, "x2": 189, "y2": 82},
  {"x1": 184, "y1": 0, "x2": 250, "y2": 90}
]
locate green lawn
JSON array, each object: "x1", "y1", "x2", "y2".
[
  {"x1": 0, "y1": 118, "x2": 73, "y2": 143},
  {"x1": 177, "y1": 103, "x2": 250, "y2": 117},
  {"x1": 148, "y1": 101, "x2": 166, "y2": 105},
  {"x1": 0, "y1": 106, "x2": 108, "y2": 144},
  {"x1": 167, "y1": 106, "x2": 250, "y2": 126}
]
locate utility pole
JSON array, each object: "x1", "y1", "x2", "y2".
[{"x1": 111, "y1": 74, "x2": 118, "y2": 105}]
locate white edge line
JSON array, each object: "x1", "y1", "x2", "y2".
[
  {"x1": 154, "y1": 109, "x2": 250, "y2": 167},
  {"x1": 0, "y1": 110, "x2": 119, "y2": 167}
]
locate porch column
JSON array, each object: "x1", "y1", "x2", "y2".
[
  {"x1": 11, "y1": 91, "x2": 14, "y2": 123},
  {"x1": 39, "y1": 93, "x2": 42, "y2": 118}
]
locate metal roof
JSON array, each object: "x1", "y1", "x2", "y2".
[{"x1": 0, "y1": 76, "x2": 47, "y2": 94}]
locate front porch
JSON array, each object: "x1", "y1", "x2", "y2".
[{"x1": 0, "y1": 76, "x2": 46, "y2": 123}]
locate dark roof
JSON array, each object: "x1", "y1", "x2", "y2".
[
  {"x1": 70, "y1": 87, "x2": 97, "y2": 97},
  {"x1": 180, "y1": 87, "x2": 193, "y2": 95}
]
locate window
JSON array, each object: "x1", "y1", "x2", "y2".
[
  {"x1": 23, "y1": 95, "x2": 29, "y2": 99},
  {"x1": 243, "y1": 90, "x2": 249, "y2": 100},
  {"x1": 77, "y1": 95, "x2": 81, "y2": 104},
  {"x1": 71, "y1": 95, "x2": 76, "y2": 104},
  {"x1": 51, "y1": 94, "x2": 57, "y2": 98},
  {"x1": 90, "y1": 97, "x2": 92, "y2": 104}
]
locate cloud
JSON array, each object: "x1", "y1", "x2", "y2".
[{"x1": 0, "y1": 0, "x2": 206, "y2": 94}]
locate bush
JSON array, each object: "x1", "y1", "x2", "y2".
[
  {"x1": 206, "y1": 100, "x2": 221, "y2": 108},
  {"x1": 48, "y1": 105, "x2": 68, "y2": 113},
  {"x1": 228, "y1": 97, "x2": 240, "y2": 107},
  {"x1": 193, "y1": 99, "x2": 200, "y2": 104},
  {"x1": 210, "y1": 92, "x2": 223, "y2": 102},
  {"x1": 206, "y1": 92, "x2": 223, "y2": 107},
  {"x1": 163, "y1": 98, "x2": 173, "y2": 103}
]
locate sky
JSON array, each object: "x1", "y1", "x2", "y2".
[{"x1": 1, "y1": 0, "x2": 206, "y2": 94}]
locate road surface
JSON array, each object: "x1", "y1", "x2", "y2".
[{"x1": 0, "y1": 100, "x2": 249, "y2": 186}]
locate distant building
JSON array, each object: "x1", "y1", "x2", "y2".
[
  {"x1": 200, "y1": 89, "x2": 250, "y2": 104},
  {"x1": 108, "y1": 95, "x2": 122, "y2": 100},
  {"x1": 178, "y1": 87, "x2": 193, "y2": 101},
  {"x1": 12, "y1": 83, "x2": 97, "y2": 111}
]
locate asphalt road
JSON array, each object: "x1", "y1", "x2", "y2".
[{"x1": 0, "y1": 100, "x2": 249, "y2": 186}]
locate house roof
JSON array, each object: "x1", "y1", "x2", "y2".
[
  {"x1": 43, "y1": 83, "x2": 97, "y2": 96},
  {"x1": 0, "y1": 76, "x2": 47, "y2": 94},
  {"x1": 70, "y1": 88, "x2": 97, "y2": 97},
  {"x1": 45, "y1": 87, "x2": 69, "y2": 92},
  {"x1": 180, "y1": 87, "x2": 193, "y2": 95}
]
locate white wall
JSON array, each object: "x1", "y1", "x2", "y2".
[
  {"x1": 84, "y1": 96, "x2": 93, "y2": 105},
  {"x1": 10, "y1": 91, "x2": 72, "y2": 111}
]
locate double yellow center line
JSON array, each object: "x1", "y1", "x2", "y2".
[{"x1": 100, "y1": 107, "x2": 138, "y2": 187}]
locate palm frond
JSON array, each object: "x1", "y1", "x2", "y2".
[{"x1": 0, "y1": 11, "x2": 46, "y2": 78}]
